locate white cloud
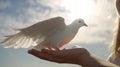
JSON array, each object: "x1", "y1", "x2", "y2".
[
  {"x1": 0, "y1": 0, "x2": 68, "y2": 41},
  {"x1": 20, "y1": 0, "x2": 68, "y2": 24},
  {"x1": 0, "y1": 0, "x2": 117, "y2": 45},
  {"x1": 71, "y1": 0, "x2": 117, "y2": 44},
  {"x1": 0, "y1": 1, "x2": 117, "y2": 67},
  {"x1": 0, "y1": 13, "x2": 24, "y2": 34},
  {"x1": 28, "y1": 0, "x2": 62, "y2": 8}
]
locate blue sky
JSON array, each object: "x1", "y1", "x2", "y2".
[{"x1": 0, "y1": 0, "x2": 117, "y2": 67}]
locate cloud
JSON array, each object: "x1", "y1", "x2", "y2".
[
  {"x1": 71, "y1": 0, "x2": 116, "y2": 44},
  {"x1": 0, "y1": 0, "x2": 117, "y2": 45},
  {"x1": 0, "y1": 1, "x2": 117, "y2": 67},
  {"x1": 24, "y1": 0, "x2": 68, "y2": 23},
  {"x1": 0, "y1": 0, "x2": 68, "y2": 40},
  {"x1": 0, "y1": 1, "x2": 10, "y2": 9}
]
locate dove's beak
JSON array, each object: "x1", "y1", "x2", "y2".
[{"x1": 84, "y1": 23, "x2": 88, "y2": 27}]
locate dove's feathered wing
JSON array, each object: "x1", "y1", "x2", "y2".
[{"x1": 2, "y1": 17, "x2": 66, "y2": 48}]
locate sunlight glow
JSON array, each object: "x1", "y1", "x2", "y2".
[{"x1": 61, "y1": 0, "x2": 97, "y2": 24}]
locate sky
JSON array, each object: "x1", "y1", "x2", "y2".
[{"x1": 0, "y1": 0, "x2": 117, "y2": 67}]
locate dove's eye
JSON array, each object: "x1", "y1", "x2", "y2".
[{"x1": 79, "y1": 20, "x2": 81, "y2": 23}]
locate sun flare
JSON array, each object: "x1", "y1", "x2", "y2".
[{"x1": 61, "y1": 0, "x2": 96, "y2": 23}]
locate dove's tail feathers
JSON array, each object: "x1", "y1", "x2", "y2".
[{"x1": 2, "y1": 32, "x2": 37, "y2": 48}]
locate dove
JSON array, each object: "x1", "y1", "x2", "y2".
[{"x1": 2, "y1": 16, "x2": 87, "y2": 50}]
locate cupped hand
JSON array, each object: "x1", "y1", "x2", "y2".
[{"x1": 28, "y1": 48, "x2": 89, "y2": 64}]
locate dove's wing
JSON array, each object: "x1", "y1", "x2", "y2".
[
  {"x1": 2, "y1": 16, "x2": 66, "y2": 48},
  {"x1": 20, "y1": 16, "x2": 66, "y2": 37}
]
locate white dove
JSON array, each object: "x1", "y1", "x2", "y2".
[{"x1": 2, "y1": 16, "x2": 87, "y2": 50}]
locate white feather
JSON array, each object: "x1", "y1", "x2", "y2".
[{"x1": 2, "y1": 17, "x2": 87, "y2": 50}]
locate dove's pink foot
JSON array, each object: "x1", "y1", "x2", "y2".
[
  {"x1": 47, "y1": 46, "x2": 53, "y2": 50},
  {"x1": 47, "y1": 46, "x2": 60, "y2": 51},
  {"x1": 63, "y1": 48, "x2": 67, "y2": 50},
  {"x1": 55, "y1": 47, "x2": 60, "y2": 51}
]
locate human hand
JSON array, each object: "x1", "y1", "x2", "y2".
[
  {"x1": 28, "y1": 48, "x2": 89, "y2": 65},
  {"x1": 116, "y1": 0, "x2": 120, "y2": 15},
  {"x1": 28, "y1": 47, "x2": 119, "y2": 67}
]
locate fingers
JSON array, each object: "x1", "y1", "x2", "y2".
[
  {"x1": 28, "y1": 48, "x2": 88, "y2": 64},
  {"x1": 28, "y1": 49, "x2": 67, "y2": 63},
  {"x1": 28, "y1": 49, "x2": 41, "y2": 57},
  {"x1": 28, "y1": 48, "x2": 89, "y2": 59},
  {"x1": 28, "y1": 49, "x2": 48, "y2": 59},
  {"x1": 41, "y1": 49, "x2": 76, "y2": 63}
]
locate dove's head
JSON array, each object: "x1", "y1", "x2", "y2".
[
  {"x1": 73, "y1": 18, "x2": 88, "y2": 27},
  {"x1": 73, "y1": 18, "x2": 88, "y2": 28}
]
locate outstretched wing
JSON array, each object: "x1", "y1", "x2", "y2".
[
  {"x1": 2, "y1": 16, "x2": 66, "y2": 48},
  {"x1": 21, "y1": 16, "x2": 66, "y2": 37}
]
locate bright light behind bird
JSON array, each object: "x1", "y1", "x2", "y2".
[{"x1": 61, "y1": 0, "x2": 96, "y2": 24}]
